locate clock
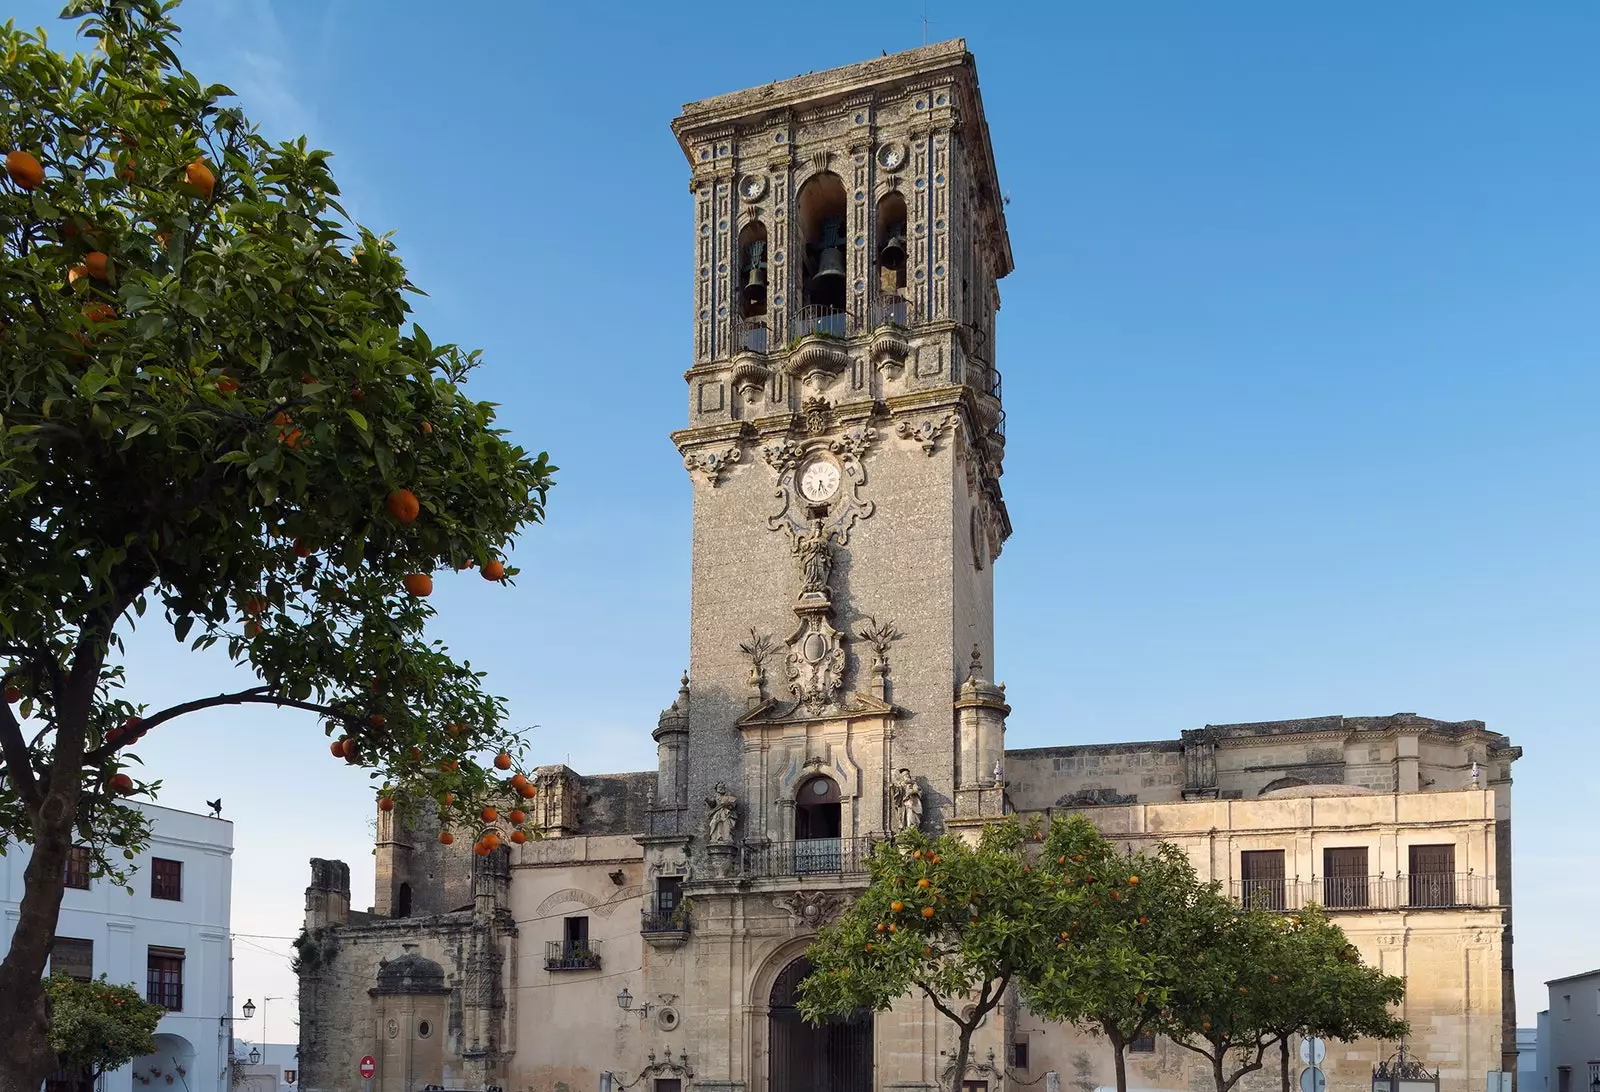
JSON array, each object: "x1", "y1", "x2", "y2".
[{"x1": 798, "y1": 457, "x2": 842, "y2": 503}]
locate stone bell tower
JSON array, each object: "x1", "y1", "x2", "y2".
[{"x1": 662, "y1": 38, "x2": 1014, "y2": 857}]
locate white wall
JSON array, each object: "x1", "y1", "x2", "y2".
[{"x1": 0, "y1": 803, "x2": 234, "y2": 1092}]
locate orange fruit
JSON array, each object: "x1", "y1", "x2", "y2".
[
  {"x1": 921, "y1": 906, "x2": 935, "y2": 918},
  {"x1": 243, "y1": 620, "x2": 264, "y2": 639},
  {"x1": 508, "y1": 809, "x2": 525, "y2": 825},
  {"x1": 510, "y1": 773, "x2": 528, "y2": 790},
  {"x1": 386, "y1": 489, "x2": 420, "y2": 523},
  {"x1": 217, "y1": 375, "x2": 238, "y2": 394},
  {"x1": 5, "y1": 686, "x2": 20, "y2": 703},
  {"x1": 481, "y1": 832, "x2": 500, "y2": 851},
  {"x1": 473, "y1": 840, "x2": 490, "y2": 856},
  {"x1": 480, "y1": 807, "x2": 498, "y2": 823},
  {"x1": 339, "y1": 738, "x2": 357, "y2": 759},
  {"x1": 441, "y1": 759, "x2": 459, "y2": 772},
  {"x1": 185, "y1": 158, "x2": 215, "y2": 200},
  {"x1": 293, "y1": 539, "x2": 311, "y2": 558},
  {"x1": 865, "y1": 943, "x2": 874, "y2": 952},
  {"x1": 408, "y1": 746, "x2": 423, "y2": 761},
  {"x1": 482, "y1": 560, "x2": 505, "y2": 581},
  {"x1": 329, "y1": 740, "x2": 345, "y2": 758},
  {"x1": 243, "y1": 596, "x2": 266, "y2": 616},
  {"x1": 443, "y1": 792, "x2": 454, "y2": 806},
  {"x1": 110, "y1": 773, "x2": 134, "y2": 794},
  {"x1": 890, "y1": 901, "x2": 904, "y2": 913},
  {"x1": 378, "y1": 797, "x2": 394, "y2": 812},
  {"x1": 447, "y1": 722, "x2": 465, "y2": 736},
  {"x1": 421, "y1": 420, "x2": 433, "y2": 434},
  {"x1": 912, "y1": 850, "x2": 922, "y2": 860},
  {"x1": 7, "y1": 150, "x2": 44, "y2": 190},
  {"x1": 494, "y1": 752, "x2": 512, "y2": 771},
  {"x1": 917, "y1": 878, "x2": 930, "y2": 889},
  {"x1": 1128, "y1": 875, "x2": 1139, "y2": 884},
  {"x1": 68, "y1": 264, "x2": 89, "y2": 285},
  {"x1": 887, "y1": 923, "x2": 897, "y2": 933},
  {"x1": 404, "y1": 573, "x2": 433, "y2": 597},
  {"x1": 875, "y1": 923, "x2": 886, "y2": 933},
  {"x1": 85, "y1": 252, "x2": 110, "y2": 281},
  {"x1": 439, "y1": 831, "x2": 454, "y2": 845},
  {"x1": 923, "y1": 945, "x2": 933, "y2": 957},
  {"x1": 519, "y1": 783, "x2": 536, "y2": 799},
  {"x1": 82, "y1": 302, "x2": 117, "y2": 323},
  {"x1": 510, "y1": 830, "x2": 526, "y2": 844}
]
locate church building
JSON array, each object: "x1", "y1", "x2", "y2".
[{"x1": 296, "y1": 41, "x2": 1521, "y2": 1092}]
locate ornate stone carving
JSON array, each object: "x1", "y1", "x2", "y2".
[
  {"x1": 766, "y1": 432, "x2": 876, "y2": 545},
  {"x1": 895, "y1": 412, "x2": 960, "y2": 455},
  {"x1": 785, "y1": 608, "x2": 846, "y2": 712},
  {"x1": 773, "y1": 889, "x2": 851, "y2": 930},
  {"x1": 803, "y1": 396, "x2": 833, "y2": 436},
  {"x1": 792, "y1": 518, "x2": 834, "y2": 594},
  {"x1": 893, "y1": 768, "x2": 923, "y2": 832},
  {"x1": 829, "y1": 423, "x2": 877, "y2": 461},
  {"x1": 761, "y1": 438, "x2": 803, "y2": 475},
  {"x1": 855, "y1": 615, "x2": 902, "y2": 698},
  {"x1": 738, "y1": 629, "x2": 777, "y2": 701},
  {"x1": 683, "y1": 442, "x2": 742, "y2": 485},
  {"x1": 731, "y1": 355, "x2": 772, "y2": 404},
  {"x1": 704, "y1": 783, "x2": 738, "y2": 845}
]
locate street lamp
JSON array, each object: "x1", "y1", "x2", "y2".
[
  {"x1": 242, "y1": 999, "x2": 256, "y2": 1020},
  {"x1": 616, "y1": 987, "x2": 653, "y2": 1022},
  {"x1": 248, "y1": 1049, "x2": 261, "y2": 1066}
]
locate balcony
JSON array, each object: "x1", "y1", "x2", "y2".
[
  {"x1": 545, "y1": 940, "x2": 601, "y2": 972},
  {"x1": 641, "y1": 897, "x2": 690, "y2": 950},
  {"x1": 743, "y1": 836, "x2": 877, "y2": 880},
  {"x1": 1229, "y1": 873, "x2": 1500, "y2": 913}
]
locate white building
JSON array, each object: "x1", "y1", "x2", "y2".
[
  {"x1": 0, "y1": 802, "x2": 233, "y2": 1092},
  {"x1": 1541, "y1": 970, "x2": 1600, "y2": 1092}
]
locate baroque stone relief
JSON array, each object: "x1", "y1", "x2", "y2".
[
  {"x1": 763, "y1": 418, "x2": 877, "y2": 544},
  {"x1": 683, "y1": 441, "x2": 743, "y2": 485},
  {"x1": 705, "y1": 783, "x2": 739, "y2": 845},
  {"x1": 895, "y1": 411, "x2": 961, "y2": 455},
  {"x1": 773, "y1": 889, "x2": 852, "y2": 930}
]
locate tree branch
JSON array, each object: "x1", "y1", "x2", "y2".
[
  {"x1": 89, "y1": 686, "x2": 359, "y2": 762},
  {"x1": 0, "y1": 697, "x2": 42, "y2": 811}
]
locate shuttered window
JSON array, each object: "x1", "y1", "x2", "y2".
[
  {"x1": 1408, "y1": 844, "x2": 1456, "y2": 907},
  {"x1": 1240, "y1": 850, "x2": 1286, "y2": 911},
  {"x1": 1323, "y1": 847, "x2": 1369, "y2": 908}
]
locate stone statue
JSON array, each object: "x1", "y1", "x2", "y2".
[
  {"x1": 705, "y1": 782, "x2": 738, "y2": 844},
  {"x1": 793, "y1": 518, "x2": 833, "y2": 595},
  {"x1": 894, "y1": 768, "x2": 923, "y2": 832}
]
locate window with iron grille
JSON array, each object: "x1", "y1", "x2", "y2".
[
  {"x1": 1129, "y1": 1033, "x2": 1156, "y2": 1053},
  {"x1": 1322, "y1": 846, "x2": 1369, "y2": 908},
  {"x1": 1010, "y1": 1040, "x2": 1029, "y2": 1070},
  {"x1": 146, "y1": 946, "x2": 184, "y2": 1010},
  {"x1": 1407, "y1": 843, "x2": 1456, "y2": 908},
  {"x1": 51, "y1": 937, "x2": 93, "y2": 982},
  {"x1": 150, "y1": 857, "x2": 182, "y2": 901},
  {"x1": 63, "y1": 846, "x2": 91, "y2": 891},
  {"x1": 1240, "y1": 849, "x2": 1286, "y2": 910}
]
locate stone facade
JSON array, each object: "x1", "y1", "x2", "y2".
[{"x1": 296, "y1": 40, "x2": 1522, "y2": 1092}]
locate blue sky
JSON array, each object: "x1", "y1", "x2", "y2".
[{"x1": 13, "y1": 0, "x2": 1597, "y2": 1036}]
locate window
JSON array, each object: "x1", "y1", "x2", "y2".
[
  {"x1": 1240, "y1": 849, "x2": 1286, "y2": 911},
  {"x1": 1408, "y1": 844, "x2": 1456, "y2": 907},
  {"x1": 655, "y1": 1082, "x2": 682, "y2": 1092},
  {"x1": 565, "y1": 915, "x2": 589, "y2": 951},
  {"x1": 1129, "y1": 1033, "x2": 1156, "y2": 1053},
  {"x1": 396, "y1": 882, "x2": 411, "y2": 919},
  {"x1": 51, "y1": 938, "x2": 93, "y2": 982},
  {"x1": 1009, "y1": 1040, "x2": 1030, "y2": 1070},
  {"x1": 1556, "y1": 1067, "x2": 1570, "y2": 1092},
  {"x1": 962, "y1": 1084, "x2": 989, "y2": 1092},
  {"x1": 1562, "y1": 994, "x2": 1572, "y2": 1020},
  {"x1": 146, "y1": 946, "x2": 184, "y2": 1010},
  {"x1": 547, "y1": 916, "x2": 599, "y2": 970},
  {"x1": 63, "y1": 846, "x2": 91, "y2": 891},
  {"x1": 417, "y1": 1019, "x2": 431, "y2": 1039},
  {"x1": 656, "y1": 876, "x2": 682, "y2": 915},
  {"x1": 1323, "y1": 846, "x2": 1369, "y2": 908},
  {"x1": 150, "y1": 858, "x2": 182, "y2": 901}
]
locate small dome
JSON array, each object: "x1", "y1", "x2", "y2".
[
  {"x1": 372, "y1": 952, "x2": 446, "y2": 995},
  {"x1": 1258, "y1": 783, "x2": 1379, "y2": 799}
]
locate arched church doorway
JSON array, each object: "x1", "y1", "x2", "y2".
[{"x1": 768, "y1": 955, "x2": 872, "y2": 1092}]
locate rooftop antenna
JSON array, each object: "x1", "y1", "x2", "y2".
[{"x1": 921, "y1": 1, "x2": 930, "y2": 46}]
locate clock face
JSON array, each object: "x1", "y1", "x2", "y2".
[{"x1": 799, "y1": 458, "x2": 842, "y2": 503}]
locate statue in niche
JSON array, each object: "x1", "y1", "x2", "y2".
[
  {"x1": 792, "y1": 518, "x2": 834, "y2": 595},
  {"x1": 893, "y1": 768, "x2": 923, "y2": 832},
  {"x1": 704, "y1": 782, "x2": 739, "y2": 844}
]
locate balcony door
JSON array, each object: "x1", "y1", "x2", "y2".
[
  {"x1": 795, "y1": 776, "x2": 842, "y2": 874},
  {"x1": 1409, "y1": 844, "x2": 1457, "y2": 907},
  {"x1": 1323, "y1": 847, "x2": 1369, "y2": 908}
]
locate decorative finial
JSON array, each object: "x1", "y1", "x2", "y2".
[
  {"x1": 969, "y1": 645, "x2": 983, "y2": 679},
  {"x1": 678, "y1": 671, "x2": 690, "y2": 704}
]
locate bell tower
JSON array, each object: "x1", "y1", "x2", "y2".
[{"x1": 663, "y1": 39, "x2": 1012, "y2": 863}]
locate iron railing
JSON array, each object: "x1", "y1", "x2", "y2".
[
  {"x1": 640, "y1": 893, "x2": 690, "y2": 935},
  {"x1": 789, "y1": 305, "x2": 848, "y2": 341},
  {"x1": 545, "y1": 940, "x2": 601, "y2": 971},
  {"x1": 734, "y1": 316, "x2": 769, "y2": 353},
  {"x1": 871, "y1": 294, "x2": 911, "y2": 328},
  {"x1": 743, "y1": 836, "x2": 877, "y2": 879},
  {"x1": 1230, "y1": 873, "x2": 1499, "y2": 913}
]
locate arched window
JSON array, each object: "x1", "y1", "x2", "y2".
[
  {"x1": 737, "y1": 221, "x2": 769, "y2": 323},
  {"x1": 875, "y1": 191, "x2": 907, "y2": 296},
  {"x1": 796, "y1": 173, "x2": 848, "y2": 316},
  {"x1": 396, "y1": 882, "x2": 412, "y2": 918},
  {"x1": 795, "y1": 775, "x2": 841, "y2": 841}
]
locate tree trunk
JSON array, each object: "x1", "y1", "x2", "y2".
[
  {"x1": 1213, "y1": 1054, "x2": 1229, "y2": 1092},
  {"x1": 1280, "y1": 1038, "x2": 1292, "y2": 1092},
  {"x1": 1103, "y1": 1021, "x2": 1129, "y2": 1092},
  {"x1": 950, "y1": 1020, "x2": 976, "y2": 1092},
  {"x1": 0, "y1": 649, "x2": 100, "y2": 1092}
]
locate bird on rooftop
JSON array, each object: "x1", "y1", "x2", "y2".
[{"x1": 206, "y1": 798, "x2": 222, "y2": 817}]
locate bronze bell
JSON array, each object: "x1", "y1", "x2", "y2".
[
  {"x1": 807, "y1": 217, "x2": 847, "y2": 303},
  {"x1": 742, "y1": 240, "x2": 768, "y2": 312},
  {"x1": 880, "y1": 221, "x2": 906, "y2": 271}
]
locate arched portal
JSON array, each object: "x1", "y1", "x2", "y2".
[{"x1": 768, "y1": 956, "x2": 872, "y2": 1092}]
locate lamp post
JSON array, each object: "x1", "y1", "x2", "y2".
[
  {"x1": 258, "y1": 996, "x2": 282, "y2": 1063},
  {"x1": 617, "y1": 987, "x2": 653, "y2": 1024}
]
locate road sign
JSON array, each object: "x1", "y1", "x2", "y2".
[
  {"x1": 1301, "y1": 1038, "x2": 1328, "y2": 1066},
  {"x1": 1301, "y1": 1067, "x2": 1327, "y2": 1092},
  {"x1": 359, "y1": 1057, "x2": 376, "y2": 1080}
]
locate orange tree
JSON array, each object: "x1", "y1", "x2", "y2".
[
  {"x1": 43, "y1": 974, "x2": 165, "y2": 1083},
  {"x1": 1027, "y1": 821, "x2": 1227, "y2": 1092},
  {"x1": 797, "y1": 819, "x2": 1051, "y2": 1092},
  {"x1": 0, "y1": 2, "x2": 553, "y2": 1086},
  {"x1": 1258, "y1": 906, "x2": 1408, "y2": 1092}
]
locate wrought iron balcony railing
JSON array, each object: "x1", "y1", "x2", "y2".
[
  {"x1": 788, "y1": 305, "x2": 848, "y2": 341},
  {"x1": 734, "y1": 316, "x2": 769, "y2": 353},
  {"x1": 1230, "y1": 873, "x2": 1499, "y2": 913},
  {"x1": 871, "y1": 294, "x2": 911, "y2": 329},
  {"x1": 743, "y1": 836, "x2": 877, "y2": 880},
  {"x1": 640, "y1": 894, "x2": 690, "y2": 936},
  {"x1": 545, "y1": 940, "x2": 601, "y2": 971}
]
